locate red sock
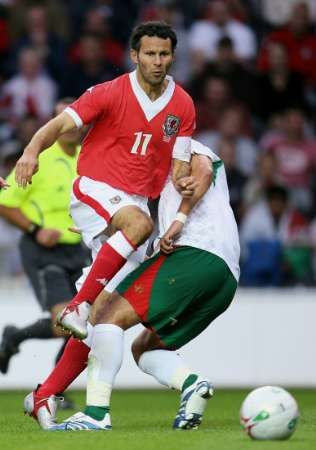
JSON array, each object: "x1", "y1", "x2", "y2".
[
  {"x1": 71, "y1": 231, "x2": 137, "y2": 306},
  {"x1": 37, "y1": 338, "x2": 90, "y2": 397}
]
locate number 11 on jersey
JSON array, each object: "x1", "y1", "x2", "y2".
[{"x1": 130, "y1": 132, "x2": 152, "y2": 156}]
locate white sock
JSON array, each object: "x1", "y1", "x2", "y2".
[
  {"x1": 138, "y1": 349, "x2": 195, "y2": 391},
  {"x1": 86, "y1": 324, "x2": 124, "y2": 407},
  {"x1": 83, "y1": 321, "x2": 94, "y2": 348}
]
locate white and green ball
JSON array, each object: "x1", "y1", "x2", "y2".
[{"x1": 240, "y1": 386, "x2": 299, "y2": 440}]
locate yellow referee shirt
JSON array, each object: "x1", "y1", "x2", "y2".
[{"x1": 0, "y1": 142, "x2": 81, "y2": 244}]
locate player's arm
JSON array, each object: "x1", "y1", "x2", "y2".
[
  {"x1": 161, "y1": 154, "x2": 212, "y2": 253},
  {"x1": 176, "y1": 154, "x2": 212, "y2": 215},
  {"x1": 172, "y1": 159, "x2": 198, "y2": 197},
  {"x1": 0, "y1": 204, "x2": 37, "y2": 232},
  {"x1": 171, "y1": 95, "x2": 197, "y2": 197},
  {"x1": 0, "y1": 172, "x2": 61, "y2": 246},
  {"x1": 0, "y1": 171, "x2": 31, "y2": 231},
  {"x1": 0, "y1": 204, "x2": 60, "y2": 247},
  {"x1": 15, "y1": 112, "x2": 76, "y2": 188}
]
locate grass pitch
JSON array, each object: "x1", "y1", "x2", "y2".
[{"x1": 0, "y1": 389, "x2": 315, "y2": 450}]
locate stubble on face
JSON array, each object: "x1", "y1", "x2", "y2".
[{"x1": 132, "y1": 35, "x2": 174, "y2": 93}]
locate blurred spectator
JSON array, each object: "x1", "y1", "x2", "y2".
[
  {"x1": 242, "y1": 151, "x2": 283, "y2": 208},
  {"x1": 0, "y1": 4, "x2": 10, "y2": 76},
  {"x1": 255, "y1": 42, "x2": 307, "y2": 122},
  {"x1": 8, "y1": 3, "x2": 67, "y2": 81},
  {"x1": 194, "y1": 75, "x2": 246, "y2": 133},
  {"x1": 240, "y1": 185, "x2": 314, "y2": 286},
  {"x1": 0, "y1": 47, "x2": 57, "y2": 123},
  {"x1": 263, "y1": 108, "x2": 316, "y2": 214},
  {"x1": 61, "y1": 33, "x2": 120, "y2": 98},
  {"x1": 217, "y1": 138, "x2": 247, "y2": 223},
  {"x1": 257, "y1": 2, "x2": 316, "y2": 85},
  {"x1": 189, "y1": 36, "x2": 257, "y2": 107},
  {"x1": 137, "y1": 0, "x2": 190, "y2": 85},
  {"x1": 70, "y1": 6, "x2": 125, "y2": 69},
  {"x1": 196, "y1": 105, "x2": 257, "y2": 176},
  {"x1": 188, "y1": 0, "x2": 257, "y2": 73},
  {"x1": 259, "y1": 112, "x2": 286, "y2": 149},
  {"x1": 0, "y1": 115, "x2": 40, "y2": 173},
  {"x1": 259, "y1": 0, "x2": 316, "y2": 27}
]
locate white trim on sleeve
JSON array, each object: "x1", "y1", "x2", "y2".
[
  {"x1": 64, "y1": 107, "x2": 83, "y2": 128},
  {"x1": 191, "y1": 139, "x2": 220, "y2": 161},
  {"x1": 172, "y1": 136, "x2": 191, "y2": 162}
]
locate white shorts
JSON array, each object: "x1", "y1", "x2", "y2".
[{"x1": 70, "y1": 176, "x2": 150, "y2": 248}]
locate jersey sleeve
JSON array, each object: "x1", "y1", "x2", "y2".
[
  {"x1": 172, "y1": 96, "x2": 196, "y2": 162},
  {"x1": 64, "y1": 83, "x2": 112, "y2": 127},
  {"x1": 191, "y1": 140, "x2": 220, "y2": 161},
  {"x1": 0, "y1": 170, "x2": 29, "y2": 208}
]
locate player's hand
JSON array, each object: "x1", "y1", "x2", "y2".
[
  {"x1": 160, "y1": 220, "x2": 184, "y2": 254},
  {"x1": 0, "y1": 177, "x2": 9, "y2": 190},
  {"x1": 175, "y1": 176, "x2": 198, "y2": 198},
  {"x1": 15, "y1": 151, "x2": 39, "y2": 188},
  {"x1": 36, "y1": 228, "x2": 61, "y2": 248}
]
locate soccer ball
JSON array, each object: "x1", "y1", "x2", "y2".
[{"x1": 240, "y1": 386, "x2": 299, "y2": 440}]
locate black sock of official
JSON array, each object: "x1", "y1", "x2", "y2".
[{"x1": 11, "y1": 318, "x2": 54, "y2": 346}]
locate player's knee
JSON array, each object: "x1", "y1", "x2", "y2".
[
  {"x1": 138, "y1": 213, "x2": 154, "y2": 240},
  {"x1": 131, "y1": 337, "x2": 145, "y2": 364},
  {"x1": 125, "y1": 212, "x2": 153, "y2": 244},
  {"x1": 113, "y1": 206, "x2": 154, "y2": 244}
]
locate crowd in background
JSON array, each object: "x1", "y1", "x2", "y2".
[{"x1": 0, "y1": 0, "x2": 316, "y2": 287}]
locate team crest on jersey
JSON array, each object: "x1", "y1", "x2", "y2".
[
  {"x1": 162, "y1": 114, "x2": 180, "y2": 142},
  {"x1": 109, "y1": 195, "x2": 121, "y2": 204}
]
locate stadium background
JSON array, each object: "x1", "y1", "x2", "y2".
[{"x1": 0, "y1": 0, "x2": 316, "y2": 390}]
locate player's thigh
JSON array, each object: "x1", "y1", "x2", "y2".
[
  {"x1": 117, "y1": 247, "x2": 237, "y2": 349},
  {"x1": 93, "y1": 292, "x2": 140, "y2": 329},
  {"x1": 112, "y1": 205, "x2": 153, "y2": 237},
  {"x1": 131, "y1": 329, "x2": 167, "y2": 363},
  {"x1": 159, "y1": 271, "x2": 238, "y2": 349},
  {"x1": 71, "y1": 177, "x2": 150, "y2": 248},
  {"x1": 117, "y1": 247, "x2": 231, "y2": 328}
]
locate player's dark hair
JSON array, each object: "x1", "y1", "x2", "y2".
[{"x1": 130, "y1": 21, "x2": 177, "y2": 53}]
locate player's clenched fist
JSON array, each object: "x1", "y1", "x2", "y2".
[
  {"x1": 15, "y1": 151, "x2": 39, "y2": 188},
  {"x1": 160, "y1": 219, "x2": 184, "y2": 254},
  {"x1": 175, "y1": 176, "x2": 198, "y2": 198}
]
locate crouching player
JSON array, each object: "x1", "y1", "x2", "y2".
[{"x1": 24, "y1": 140, "x2": 240, "y2": 431}]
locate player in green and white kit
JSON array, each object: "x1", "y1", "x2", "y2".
[{"x1": 49, "y1": 140, "x2": 240, "y2": 431}]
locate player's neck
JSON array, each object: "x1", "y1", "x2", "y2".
[
  {"x1": 136, "y1": 70, "x2": 168, "y2": 101},
  {"x1": 57, "y1": 140, "x2": 77, "y2": 157}
]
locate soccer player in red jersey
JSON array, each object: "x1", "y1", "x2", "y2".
[{"x1": 15, "y1": 21, "x2": 196, "y2": 339}]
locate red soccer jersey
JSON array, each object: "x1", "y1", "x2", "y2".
[{"x1": 66, "y1": 71, "x2": 195, "y2": 199}]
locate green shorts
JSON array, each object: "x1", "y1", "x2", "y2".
[{"x1": 117, "y1": 247, "x2": 237, "y2": 349}]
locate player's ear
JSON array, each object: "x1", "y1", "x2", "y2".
[{"x1": 130, "y1": 49, "x2": 138, "y2": 64}]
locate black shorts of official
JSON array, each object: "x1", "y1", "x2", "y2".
[{"x1": 19, "y1": 234, "x2": 90, "y2": 312}]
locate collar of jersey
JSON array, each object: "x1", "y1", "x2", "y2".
[{"x1": 129, "y1": 70, "x2": 175, "y2": 122}]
